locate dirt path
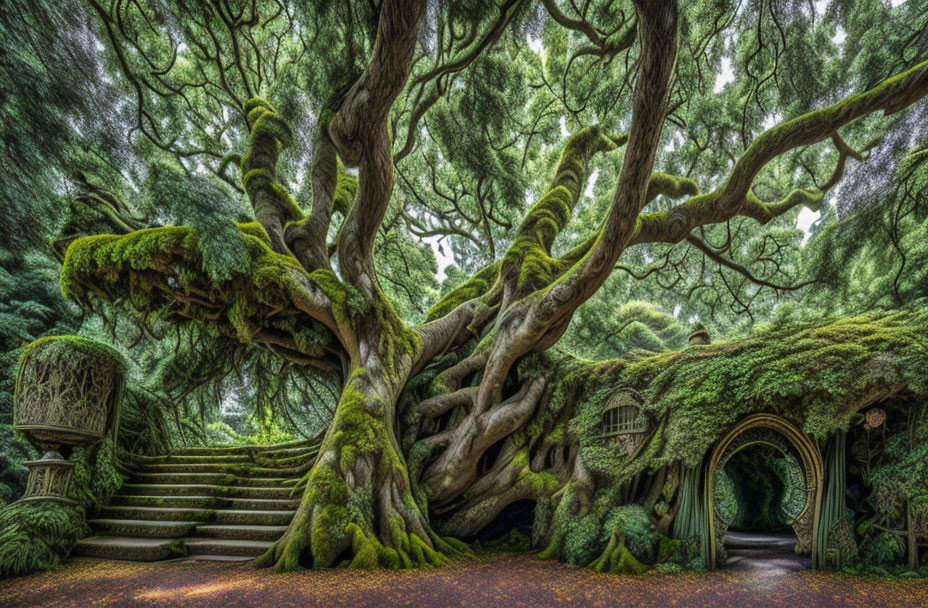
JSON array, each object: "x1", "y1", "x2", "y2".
[
  {"x1": 1, "y1": 554, "x2": 926, "y2": 608},
  {"x1": 723, "y1": 530, "x2": 812, "y2": 574}
]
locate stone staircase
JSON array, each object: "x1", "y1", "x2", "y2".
[{"x1": 74, "y1": 440, "x2": 317, "y2": 562}]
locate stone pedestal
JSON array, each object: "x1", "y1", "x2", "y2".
[{"x1": 21, "y1": 453, "x2": 77, "y2": 505}]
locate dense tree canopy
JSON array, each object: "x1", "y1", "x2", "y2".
[{"x1": 1, "y1": 0, "x2": 927, "y2": 574}]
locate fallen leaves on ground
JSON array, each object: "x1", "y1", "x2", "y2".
[{"x1": 0, "y1": 553, "x2": 926, "y2": 608}]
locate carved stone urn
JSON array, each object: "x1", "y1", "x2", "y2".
[{"x1": 13, "y1": 336, "x2": 126, "y2": 503}]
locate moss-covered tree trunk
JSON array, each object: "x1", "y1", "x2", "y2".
[{"x1": 256, "y1": 350, "x2": 465, "y2": 570}]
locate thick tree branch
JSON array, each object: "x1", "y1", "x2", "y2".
[
  {"x1": 286, "y1": 112, "x2": 358, "y2": 272},
  {"x1": 331, "y1": 0, "x2": 427, "y2": 288},
  {"x1": 422, "y1": 376, "x2": 546, "y2": 503},
  {"x1": 240, "y1": 98, "x2": 303, "y2": 255},
  {"x1": 499, "y1": 126, "x2": 623, "y2": 308},
  {"x1": 716, "y1": 59, "x2": 928, "y2": 215},
  {"x1": 539, "y1": 0, "x2": 679, "y2": 319},
  {"x1": 631, "y1": 59, "x2": 928, "y2": 247}
]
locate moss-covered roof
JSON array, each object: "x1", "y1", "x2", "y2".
[
  {"x1": 19, "y1": 335, "x2": 127, "y2": 375},
  {"x1": 537, "y1": 309, "x2": 928, "y2": 478}
]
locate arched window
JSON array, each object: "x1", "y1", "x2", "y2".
[{"x1": 600, "y1": 390, "x2": 649, "y2": 455}]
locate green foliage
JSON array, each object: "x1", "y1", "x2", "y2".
[
  {"x1": 0, "y1": 249, "x2": 82, "y2": 427},
  {"x1": 714, "y1": 445, "x2": 791, "y2": 530},
  {"x1": 1, "y1": 0, "x2": 927, "y2": 579},
  {"x1": 562, "y1": 300, "x2": 689, "y2": 360},
  {"x1": 0, "y1": 425, "x2": 36, "y2": 505},
  {"x1": 204, "y1": 421, "x2": 295, "y2": 447},
  {"x1": 68, "y1": 437, "x2": 126, "y2": 512},
  {"x1": 855, "y1": 521, "x2": 904, "y2": 569},
  {"x1": 0, "y1": 501, "x2": 87, "y2": 579},
  {"x1": 530, "y1": 309, "x2": 928, "y2": 550},
  {"x1": 374, "y1": 225, "x2": 441, "y2": 322},
  {"x1": 543, "y1": 495, "x2": 677, "y2": 574},
  {"x1": 867, "y1": 400, "x2": 928, "y2": 523},
  {"x1": 142, "y1": 163, "x2": 256, "y2": 282},
  {"x1": 805, "y1": 128, "x2": 928, "y2": 314},
  {"x1": 0, "y1": 1, "x2": 138, "y2": 254},
  {"x1": 627, "y1": 310, "x2": 928, "y2": 469}
]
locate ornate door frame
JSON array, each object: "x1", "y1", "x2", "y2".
[{"x1": 703, "y1": 413, "x2": 825, "y2": 569}]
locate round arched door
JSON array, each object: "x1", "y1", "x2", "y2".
[{"x1": 704, "y1": 414, "x2": 824, "y2": 568}]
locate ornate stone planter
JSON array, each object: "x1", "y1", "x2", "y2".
[{"x1": 13, "y1": 336, "x2": 126, "y2": 503}]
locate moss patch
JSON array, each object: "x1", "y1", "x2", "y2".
[{"x1": 0, "y1": 501, "x2": 87, "y2": 578}]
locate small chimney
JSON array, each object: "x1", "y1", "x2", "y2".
[{"x1": 688, "y1": 323, "x2": 710, "y2": 346}]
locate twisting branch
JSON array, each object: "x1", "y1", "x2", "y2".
[
  {"x1": 540, "y1": 0, "x2": 680, "y2": 318},
  {"x1": 394, "y1": 0, "x2": 526, "y2": 163},
  {"x1": 685, "y1": 235, "x2": 813, "y2": 292},
  {"x1": 331, "y1": 0, "x2": 427, "y2": 289},
  {"x1": 286, "y1": 102, "x2": 357, "y2": 272},
  {"x1": 631, "y1": 58, "x2": 928, "y2": 247},
  {"x1": 239, "y1": 98, "x2": 302, "y2": 255}
]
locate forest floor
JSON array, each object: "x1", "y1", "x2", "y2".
[{"x1": 1, "y1": 553, "x2": 927, "y2": 608}]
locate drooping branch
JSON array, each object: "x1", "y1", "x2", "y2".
[
  {"x1": 685, "y1": 234, "x2": 813, "y2": 292},
  {"x1": 394, "y1": 0, "x2": 526, "y2": 163}
]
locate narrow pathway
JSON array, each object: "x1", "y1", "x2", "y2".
[
  {"x1": 723, "y1": 530, "x2": 811, "y2": 574},
  {"x1": 1, "y1": 553, "x2": 925, "y2": 608}
]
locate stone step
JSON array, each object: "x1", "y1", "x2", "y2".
[
  {"x1": 177, "y1": 555, "x2": 254, "y2": 562},
  {"x1": 131, "y1": 472, "x2": 300, "y2": 487},
  {"x1": 110, "y1": 495, "x2": 299, "y2": 511},
  {"x1": 74, "y1": 537, "x2": 186, "y2": 561},
  {"x1": 122, "y1": 484, "x2": 297, "y2": 499},
  {"x1": 171, "y1": 440, "x2": 316, "y2": 456},
  {"x1": 136, "y1": 462, "x2": 308, "y2": 477},
  {"x1": 136, "y1": 453, "x2": 254, "y2": 465},
  {"x1": 214, "y1": 509, "x2": 296, "y2": 526},
  {"x1": 99, "y1": 505, "x2": 213, "y2": 523},
  {"x1": 259, "y1": 445, "x2": 319, "y2": 460},
  {"x1": 99, "y1": 505, "x2": 295, "y2": 526},
  {"x1": 195, "y1": 524, "x2": 288, "y2": 542},
  {"x1": 87, "y1": 519, "x2": 197, "y2": 539},
  {"x1": 185, "y1": 539, "x2": 273, "y2": 558}
]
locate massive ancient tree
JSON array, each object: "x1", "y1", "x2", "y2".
[{"x1": 8, "y1": 0, "x2": 926, "y2": 570}]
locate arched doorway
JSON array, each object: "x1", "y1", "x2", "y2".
[{"x1": 704, "y1": 414, "x2": 824, "y2": 569}]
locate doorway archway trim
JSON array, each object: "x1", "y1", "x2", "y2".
[{"x1": 704, "y1": 413, "x2": 824, "y2": 569}]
